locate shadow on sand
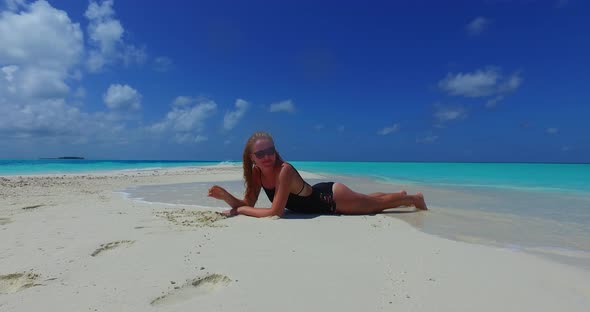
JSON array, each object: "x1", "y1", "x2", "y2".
[{"x1": 281, "y1": 207, "x2": 422, "y2": 219}]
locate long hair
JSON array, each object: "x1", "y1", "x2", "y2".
[{"x1": 242, "y1": 131, "x2": 284, "y2": 196}]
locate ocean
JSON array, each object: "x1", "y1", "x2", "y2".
[{"x1": 2, "y1": 159, "x2": 589, "y2": 269}]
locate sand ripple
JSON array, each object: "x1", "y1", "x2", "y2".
[{"x1": 156, "y1": 209, "x2": 227, "y2": 228}]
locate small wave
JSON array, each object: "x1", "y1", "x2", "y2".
[
  {"x1": 120, "y1": 167, "x2": 165, "y2": 172},
  {"x1": 524, "y1": 246, "x2": 590, "y2": 258},
  {"x1": 117, "y1": 191, "x2": 226, "y2": 210},
  {"x1": 215, "y1": 161, "x2": 239, "y2": 167},
  {"x1": 372, "y1": 176, "x2": 586, "y2": 194}
]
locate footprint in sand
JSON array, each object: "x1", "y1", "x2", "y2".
[
  {"x1": 156, "y1": 210, "x2": 227, "y2": 228},
  {"x1": 21, "y1": 204, "x2": 44, "y2": 210},
  {"x1": 150, "y1": 274, "x2": 232, "y2": 306},
  {"x1": 0, "y1": 272, "x2": 41, "y2": 294},
  {"x1": 90, "y1": 240, "x2": 135, "y2": 257}
]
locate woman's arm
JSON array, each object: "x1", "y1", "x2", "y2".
[
  {"x1": 208, "y1": 167, "x2": 262, "y2": 209},
  {"x1": 208, "y1": 185, "x2": 247, "y2": 208},
  {"x1": 234, "y1": 206, "x2": 279, "y2": 218}
]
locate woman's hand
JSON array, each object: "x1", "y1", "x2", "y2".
[
  {"x1": 222, "y1": 207, "x2": 239, "y2": 217},
  {"x1": 208, "y1": 185, "x2": 228, "y2": 200}
]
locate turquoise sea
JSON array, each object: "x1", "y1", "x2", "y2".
[
  {"x1": 293, "y1": 162, "x2": 590, "y2": 269},
  {"x1": 2, "y1": 159, "x2": 589, "y2": 269}
]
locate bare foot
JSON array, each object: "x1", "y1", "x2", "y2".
[{"x1": 414, "y1": 192, "x2": 428, "y2": 210}]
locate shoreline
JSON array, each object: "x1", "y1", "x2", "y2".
[
  {"x1": 118, "y1": 171, "x2": 590, "y2": 271},
  {"x1": 1, "y1": 166, "x2": 588, "y2": 311},
  {"x1": 3, "y1": 165, "x2": 589, "y2": 269}
]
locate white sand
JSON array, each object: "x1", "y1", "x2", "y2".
[{"x1": 0, "y1": 166, "x2": 588, "y2": 311}]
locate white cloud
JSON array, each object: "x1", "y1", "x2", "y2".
[
  {"x1": 150, "y1": 98, "x2": 217, "y2": 136},
  {"x1": 121, "y1": 44, "x2": 147, "y2": 66},
  {"x1": 466, "y1": 17, "x2": 490, "y2": 36},
  {"x1": 172, "y1": 101, "x2": 217, "y2": 132},
  {"x1": 439, "y1": 68, "x2": 522, "y2": 98},
  {"x1": 84, "y1": 0, "x2": 115, "y2": 20},
  {"x1": 1, "y1": 64, "x2": 17, "y2": 78},
  {"x1": 20, "y1": 67, "x2": 70, "y2": 98},
  {"x1": 546, "y1": 127, "x2": 559, "y2": 135},
  {"x1": 499, "y1": 73, "x2": 522, "y2": 93},
  {"x1": 416, "y1": 135, "x2": 439, "y2": 144},
  {"x1": 86, "y1": 51, "x2": 106, "y2": 72},
  {"x1": 0, "y1": 98, "x2": 81, "y2": 135},
  {"x1": 174, "y1": 133, "x2": 207, "y2": 144},
  {"x1": 103, "y1": 84, "x2": 141, "y2": 110},
  {"x1": 173, "y1": 133, "x2": 191, "y2": 144},
  {"x1": 439, "y1": 68, "x2": 498, "y2": 97},
  {"x1": 88, "y1": 19, "x2": 123, "y2": 54},
  {"x1": 378, "y1": 124, "x2": 400, "y2": 135},
  {"x1": 434, "y1": 104, "x2": 467, "y2": 126},
  {"x1": 1, "y1": 65, "x2": 17, "y2": 82},
  {"x1": 0, "y1": 1, "x2": 139, "y2": 148},
  {"x1": 84, "y1": 0, "x2": 145, "y2": 72},
  {"x1": 0, "y1": 98, "x2": 130, "y2": 147},
  {"x1": 1, "y1": 65, "x2": 18, "y2": 94},
  {"x1": 223, "y1": 98, "x2": 249, "y2": 130},
  {"x1": 153, "y1": 56, "x2": 173, "y2": 72},
  {"x1": 173, "y1": 96, "x2": 195, "y2": 107},
  {"x1": 269, "y1": 99, "x2": 295, "y2": 113},
  {"x1": 0, "y1": 0, "x2": 84, "y2": 97},
  {"x1": 195, "y1": 135, "x2": 208, "y2": 143},
  {"x1": 0, "y1": 1, "x2": 159, "y2": 155}
]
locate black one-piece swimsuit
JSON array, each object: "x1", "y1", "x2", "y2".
[{"x1": 260, "y1": 167, "x2": 337, "y2": 214}]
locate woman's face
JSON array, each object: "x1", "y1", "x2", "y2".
[{"x1": 251, "y1": 138, "x2": 276, "y2": 168}]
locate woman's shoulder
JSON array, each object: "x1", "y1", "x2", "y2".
[
  {"x1": 280, "y1": 162, "x2": 296, "y2": 171},
  {"x1": 279, "y1": 162, "x2": 301, "y2": 179}
]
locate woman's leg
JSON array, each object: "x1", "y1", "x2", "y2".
[
  {"x1": 332, "y1": 183, "x2": 427, "y2": 215},
  {"x1": 368, "y1": 190, "x2": 407, "y2": 198}
]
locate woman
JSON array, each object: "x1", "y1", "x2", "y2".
[{"x1": 208, "y1": 132, "x2": 428, "y2": 217}]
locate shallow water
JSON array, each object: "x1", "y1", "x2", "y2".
[
  {"x1": 5, "y1": 158, "x2": 589, "y2": 267},
  {"x1": 121, "y1": 174, "x2": 590, "y2": 270}
]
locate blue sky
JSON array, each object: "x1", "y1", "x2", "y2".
[{"x1": 0, "y1": 0, "x2": 588, "y2": 162}]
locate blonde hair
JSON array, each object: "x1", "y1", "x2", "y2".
[{"x1": 242, "y1": 131, "x2": 284, "y2": 196}]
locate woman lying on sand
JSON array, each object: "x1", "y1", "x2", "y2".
[{"x1": 208, "y1": 131, "x2": 427, "y2": 217}]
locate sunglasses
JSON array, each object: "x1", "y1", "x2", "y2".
[{"x1": 253, "y1": 146, "x2": 276, "y2": 159}]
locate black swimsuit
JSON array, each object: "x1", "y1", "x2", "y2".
[{"x1": 260, "y1": 166, "x2": 337, "y2": 214}]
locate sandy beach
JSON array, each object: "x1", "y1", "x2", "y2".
[{"x1": 1, "y1": 165, "x2": 588, "y2": 312}]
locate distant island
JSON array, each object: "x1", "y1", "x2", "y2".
[{"x1": 39, "y1": 157, "x2": 85, "y2": 160}]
